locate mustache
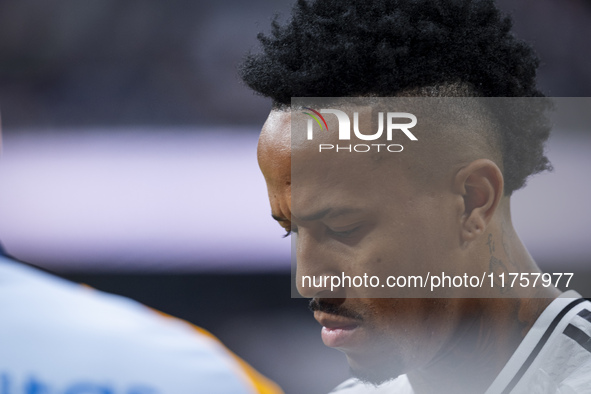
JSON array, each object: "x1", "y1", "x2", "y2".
[{"x1": 309, "y1": 299, "x2": 364, "y2": 321}]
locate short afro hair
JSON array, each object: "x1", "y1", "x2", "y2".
[{"x1": 240, "y1": 0, "x2": 552, "y2": 194}]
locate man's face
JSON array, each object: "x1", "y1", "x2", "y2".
[{"x1": 257, "y1": 109, "x2": 467, "y2": 383}]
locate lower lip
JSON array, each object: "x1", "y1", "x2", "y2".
[{"x1": 321, "y1": 325, "x2": 359, "y2": 348}]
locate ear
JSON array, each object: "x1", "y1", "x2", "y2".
[{"x1": 453, "y1": 159, "x2": 504, "y2": 243}]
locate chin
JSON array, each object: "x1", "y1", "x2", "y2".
[{"x1": 347, "y1": 353, "x2": 406, "y2": 386}]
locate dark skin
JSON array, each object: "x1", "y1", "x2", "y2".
[{"x1": 258, "y1": 109, "x2": 560, "y2": 393}]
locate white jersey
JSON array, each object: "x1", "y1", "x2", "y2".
[
  {"x1": 0, "y1": 253, "x2": 282, "y2": 394},
  {"x1": 330, "y1": 375, "x2": 413, "y2": 394},
  {"x1": 330, "y1": 292, "x2": 591, "y2": 394}
]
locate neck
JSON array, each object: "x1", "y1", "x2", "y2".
[{"x1": 408, "y1": 199, "x2": 560, "y2": 393}]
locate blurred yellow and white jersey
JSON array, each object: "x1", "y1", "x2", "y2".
[{"x1": 0, "y1": 253, "x2": 282, "y2": 394}]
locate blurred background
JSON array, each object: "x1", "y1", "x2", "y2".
[{"x1": 0, "y1": 0, "x2": 590, "y2": 392}]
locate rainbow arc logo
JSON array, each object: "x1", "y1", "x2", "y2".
[{"x1": 302, "y1": 107, "x2": 329, "y2": 131}]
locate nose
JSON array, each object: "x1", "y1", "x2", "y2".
[{"x1": 294, "y1": 230, "x2": 344, "y2": 298}]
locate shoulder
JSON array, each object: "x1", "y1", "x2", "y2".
[
  {"x1": 0, "y1": 256, "x2": 214, "y2": 354},
  {"x1": 0, "y1": 257, "x2": 282, "y2": 394},
  {"x1": 486, "y1": 293, "x2": 591, "y2": 394},
  {"x1": 330, "y1": 376, "x2": 413, "y2": 394},
  {"x1": 532, "y1": 296, "x2": 591, "y2": 393}
]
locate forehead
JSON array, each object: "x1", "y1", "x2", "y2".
[
  {"x1": 259, "y1": 110, "x2": 291, "y2": 151},
  {"x1": 258, "y1": 110, "x2": 292, "y2": 191}
]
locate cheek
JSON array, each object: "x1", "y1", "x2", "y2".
[
  {"x1": 400, "y1": 196, "x2": 459, "y2": 262},
  {"x1": 355, "y1": 221, "x2": 427, "y2": 276},
  {"x1": 346, "y1": 204, "x2": 460, "y2": 297}
]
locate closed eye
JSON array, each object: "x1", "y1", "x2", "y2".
[
  {"x1": 283, "y1": 223, "x2": 299, "y2": 238},
  {"x1": 272, "y1": 213, "x2": 293, "y2": 238},
  {"x1": 328, "y1": 226, "x2": 359, "y2": 238},
  {"x1": 283, "y1": 224, "x2": 298, "y2": 238}
]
